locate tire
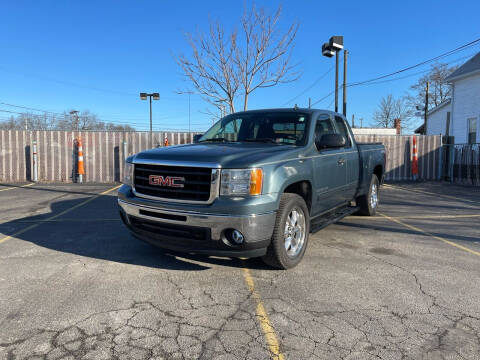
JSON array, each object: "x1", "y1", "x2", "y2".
[
  {"x1": 357, "y1": 174, "x2": 380, "y2": 216},
  {"x1": 262, "y1": 193, "x2": 310, "y2": 269}
]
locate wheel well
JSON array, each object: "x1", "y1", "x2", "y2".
[
  {"x1": 284, "y1": 181, "x2": 312, "y2": 213},
  {"x1": 373, "y1": 165, "x2": 383, "y2": 182}
]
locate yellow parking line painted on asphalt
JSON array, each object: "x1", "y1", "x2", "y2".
[
  {"x1": 242, "y1": 266, "x2": 285, "y2": 360},
  {"x1": 0, "y1": 183, "x2": 35, "y2": 192},
  {"x1": 383, "y1": 184, "x2": 480, "y2": 205},
  {"x1": 379, "y1": 212, "x2": 480, "y2": 257},
  {"x1": 350, "y1": 214, "x2": 480, "y2": 220},
  {"x1": 0, "y1": 185, "x2": 120, "y2": 245}
]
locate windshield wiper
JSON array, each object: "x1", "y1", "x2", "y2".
[
  {"x1": 243, "y1": 138, "x2": 279, "y2": 144},
  {"x1": 198, "y1": 137, "x2": 228, "y2": 143}
]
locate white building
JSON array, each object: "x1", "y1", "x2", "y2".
[
  {"x1": 352, "y1": 127, "x2": 397, "y2": 135},
  {"x1": 448, "y1": 52, "x2": 480, "y2": 144},
  {"x1": 423, "y1": 52, "x2": 480, "y2": 144},
  {"x1": 424, "y1": 99, "x2": 451, "y2": 136}
]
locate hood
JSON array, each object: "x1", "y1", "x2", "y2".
[{"x1": 132, "y1": 143, "x2": 301, "y2": 168}]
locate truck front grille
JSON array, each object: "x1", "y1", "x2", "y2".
[{"x1": 134, "y1": 164, "x2": 212, "y2": 202}]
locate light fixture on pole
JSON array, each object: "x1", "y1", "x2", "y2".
[
  {"x1": 139, "y1": 92, "x2": 160, "y2": 148},
  {"x1": 321, "y1": 36, "x2": 346, "y2": 116}
]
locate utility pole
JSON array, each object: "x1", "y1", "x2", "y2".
[
  {"x1": 308, "y1": 97, "x2": 312, "y2": 108},
  {"x1": 343, "y1": 50, "x2": 348, "y2": 117},
  {"x1": 351, "y1": 114, "x2": 355, "y2": 128},
  {"x1": 424, "y1": 81, "x2": 429, "y2": 134}
]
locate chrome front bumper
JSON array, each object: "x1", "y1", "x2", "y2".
[{"x1": 118, "y1": 199, "x2": 276, "y2": 243}]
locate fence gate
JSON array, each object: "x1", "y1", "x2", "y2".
[{"x1": 451, "y1": 144, "x2": 480, "y2": 186}]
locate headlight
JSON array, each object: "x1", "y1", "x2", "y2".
[
  {"x1": 123, "y1": 162, "x2": 134, "y2": 186},
  {"x1": 220, "y1": 169, "x2": 263, "y2": 196}
]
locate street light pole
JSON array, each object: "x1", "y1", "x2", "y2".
[
  {"x1": 343, "y1": 50, "x2": 348, "y2": 117},
  {"x1": 140, "y1": 92, "x2": 160, "y2": 148},
  {"x1": 335, "y1": 51, "x2": 339, "y2": 113},
  {"x1": 149, "y1": 95, "x2": 152, "y2": 138},
  {"x1": 322, "y1": 36, "x2": 344, "y2": 114},
  {"x1": 175, "y1": 90, "x2": 195, "y2": 134}
]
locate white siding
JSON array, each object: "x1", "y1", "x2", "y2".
[
  {"x1": 451, "y1": 73, "x2": 480, "y2": 144},
  {"x1": 426, "y1": 103, "x2": 451, "y2": 135}
]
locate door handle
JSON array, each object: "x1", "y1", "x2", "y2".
[{"x1": 337, "y1": 158, "x2": 345, "y2": 165}]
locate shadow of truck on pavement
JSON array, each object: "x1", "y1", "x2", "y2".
[{"x1": 1, "y1": 194, "x2": 269, "y2": 271}]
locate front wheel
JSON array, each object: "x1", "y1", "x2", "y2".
[
  {"x1": 357, "y1": 174, "x2": 380, "y2": 216},
  {"x1": 262, "y1": 193, "x2": 310, "y2": 269}
]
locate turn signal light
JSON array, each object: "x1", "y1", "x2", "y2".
[{"x1": 249, "y1": 168, "x2": 263, "y2": 195}]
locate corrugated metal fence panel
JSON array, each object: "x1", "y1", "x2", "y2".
[
  {"x1": 1, "y1": 130, "x2": 444, "y2": 183},
  {"x1": 354, "y1": 134, "x2": 442, "y2": 181},
  {"x1": 0, "y1": 130, "x2": 200, "y2": 183},
  {"x1": 452, "y1": 144, "x2": 480, "y2": 186}
]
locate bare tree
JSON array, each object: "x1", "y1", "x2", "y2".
[
  {"x1": 235, "y1": 5, "x2": 299, "y2": 111},
  {"x1": 373, "y1": 94, "x2": 412, "y2": 129},
  {"x1": 408, "y1": 63, "x2": 458, "y2": 111},
  {"x1": 0, "y1": 110, "x2": 136, "y2": 131},
  {"x1": 176, "y1": 3, "x2": 299, "y2": 115},
  {"x1": 176, "y1": 21, "x2": 240, "y2": 114}
]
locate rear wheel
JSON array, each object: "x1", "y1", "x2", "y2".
[
  {"x1": 262, "y1": 193, "x2": 310, "y2": 269},
  {"x1": 357, "y1": 174, "x2": 380, "y2": 216}
]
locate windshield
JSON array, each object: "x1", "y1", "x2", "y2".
[{"x1": 199, "y1": 112, "x2": 310, "y2": 146}]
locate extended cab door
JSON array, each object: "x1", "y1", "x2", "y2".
[
  {"x1": 312, "y1": 114, "x2": 347, "y2": 216},
  {"x1": 333, "y1": 115, "x2": 359, "y2": 202}
]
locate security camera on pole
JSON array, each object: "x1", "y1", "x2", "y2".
[{"x1": 322, "y1": 36, "x2": 347, "y2": 117}]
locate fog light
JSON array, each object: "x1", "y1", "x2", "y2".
[{"x1": 231, "y1": 230, "x2": 244, "y2": 245}]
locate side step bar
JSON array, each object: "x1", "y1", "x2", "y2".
[{"x1": 310, "y1": 206, "x2": 359, "y2": 233}]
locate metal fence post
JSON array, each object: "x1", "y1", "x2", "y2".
[
  {"x1": 123, "y1": 141, "x2": 127, "y2": 161},
  {"x1": 32, "y1": 140, "x2": 38, "y2": 182}
]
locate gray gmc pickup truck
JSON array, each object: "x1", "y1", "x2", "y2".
[{"x1": 118, "y1": 108, "x2": 385, "y2": 269}]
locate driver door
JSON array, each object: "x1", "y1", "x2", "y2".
[{"x1": 312, "y1": 114, "x2": 347, "y2": 216}]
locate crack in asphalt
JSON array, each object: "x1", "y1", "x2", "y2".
[{"x1": 0, "y1": 274, "x2": 277, "y2": 360}]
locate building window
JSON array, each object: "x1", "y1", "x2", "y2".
[{"x1": 468, "y1": 118, "x2": 477, "y2": 144}]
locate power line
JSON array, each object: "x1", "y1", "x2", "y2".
[
  {"x1": 348, "y1": 37, "x2": 480, "y2": 87},
  {"x1": 352, "y1": 51, "x2": 478, "y2": 87},
  {"x1": 282, "y1": 66, "x2": 334, "y2": 106},
  {"x1": 310, "y1": 41, "x2": 480, "y2": 107},
  {"x1": 0, "y1": 101, "x2": 192, "y2": 126}
]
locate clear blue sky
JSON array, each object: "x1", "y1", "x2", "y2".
[{"x1": 1, "y1": 0, "x2": 479, "y2": 132}]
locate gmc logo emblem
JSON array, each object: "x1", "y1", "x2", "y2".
[{"x1": 149, "y1": 175, "x2": 185, "y2": 188}]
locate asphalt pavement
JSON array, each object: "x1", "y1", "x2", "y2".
[{"x1": 0, "y1": 181, "x2": 479, "y2": 360}]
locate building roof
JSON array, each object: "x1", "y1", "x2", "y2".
[
  {"x1": 446, "y1": 52, "x2": 480, "y2": 82},
  {"x1": 427, "y1": 99, "x2": 451, "y2": 117},
  {"x1": 414, "y1": 124, "x2": 425, "y2": 134}
]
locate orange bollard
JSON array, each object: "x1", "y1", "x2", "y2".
[
  {"x1": 164, "y1": 135, "x2": 169, "y2": 147},
  {"x1": 77, "y1": 137, "x2": 85, "y2": 183},
  {"x1": 412, "y1": 136, "x2": 418, "y2": 181}
]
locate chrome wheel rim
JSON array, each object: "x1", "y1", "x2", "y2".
[
  {"x1": 284, "y1": 207, "x2": 306, "y2": 257},
  {"x1": 371, "y1": 183, "x2": 378, "y2": 209}
]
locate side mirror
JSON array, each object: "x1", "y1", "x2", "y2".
[
  {"x1": 193, "y1": 134, "x2": 203, "y2": 143},
  {"x1": 315, "y1": 133, "x2": 346, "y2": 150}
]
